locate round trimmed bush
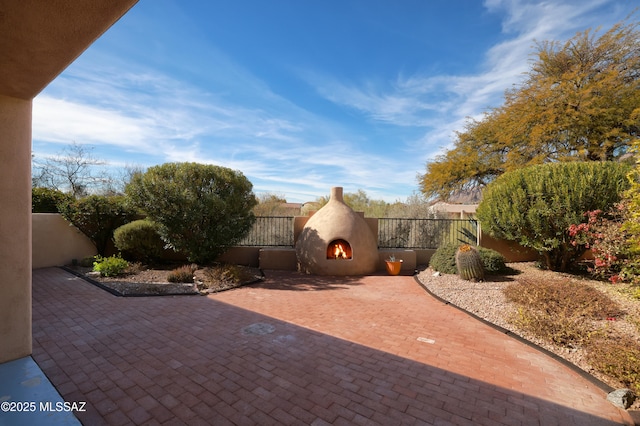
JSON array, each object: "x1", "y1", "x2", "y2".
[
  {"x1": 125, "y1": 162, "x2": 257, "y2": 264},
  {"x1": 478, "y1": 247, "x2": 507, "y2": 274},
  {"x1": 113, "y1": 219, "x2": 164, "y2": 262},
  {"x1": 429, "y1": 243, "x2": 459, "y2": 274}
]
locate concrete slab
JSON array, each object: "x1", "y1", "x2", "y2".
[{"x1": 0, "y1": 356, "x2": 80, "y2": 426}]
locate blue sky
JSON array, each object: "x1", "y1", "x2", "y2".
[{"x1": 32, "y1": 0, "x2": 636, "y2": 203}]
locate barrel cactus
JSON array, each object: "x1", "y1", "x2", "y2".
[{"x1": 455, "y1": 244, "x2": 485, "y2": 281}]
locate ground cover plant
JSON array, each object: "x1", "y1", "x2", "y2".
[
  {"x1": 587, "y1": 335, "x2": 640, "y2": 395},
  {"x1": 198, "y1": 264, "x2": 262, "y2": 293},
  {"x1": 420, "y1": 259, "x2": 640, "y2": 398},
  {"x1": 504, "y1": 278, "x2": 622, "y2": 346},
  {"x1": 503, "y1": 276, "x2": 640, "y2": 394},
  {"x1": 92, "y1": 255, "x2": 130, "y2": 277}
]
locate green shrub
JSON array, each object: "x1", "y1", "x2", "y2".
[
  {"x1": 59, "y1": 195, "x2": 137, "y2": 255},
  {"x1": 477, "y1": 162, "x2": 630, "y2": 271},
  {"x1": 167, "y1": 264, "x2": 197, "y2": 283},
  {"x1": 430, "y1": 243, "x2": 507, "y2": 275},
  {"x1": 32, "y1": 187, "x2": 73, "y2": 213},
  {"x1": 93, "y1": 255, "x2": 129, "y2": 277},
  {"x1": 429, "y1": 243, "x2": 459, "y2": 274},
  {"x1": 478, "y1": 247, "x2": 507, "y2": 274},
  {"x1": 113, "y1": 220, "x2": 164, "y2": 263},
  {"x1": 125, "y1": 162, "x2": 257, "y2": 264}
]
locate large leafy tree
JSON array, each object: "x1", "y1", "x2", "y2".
[
  {"x1": 421, "y1": 19, "x2": 640, "y2": 199},
  {"x1": 125, "y1": 162, "x2": 257, "y2": 264},
  {"x1": 476, "y1": 162, "x2": 630, "y2": 272}
]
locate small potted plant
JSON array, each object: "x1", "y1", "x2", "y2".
[{"x1": 385, "y1": 254, "x2": 403, "y2": 275}]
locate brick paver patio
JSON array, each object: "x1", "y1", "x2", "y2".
[{"x1": 31, "y1": 267, "x2": 634, "y2": 425}]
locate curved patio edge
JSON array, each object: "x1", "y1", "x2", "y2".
[{"x1": 413, "y1": 273, "x2": 640, "y2": 421}]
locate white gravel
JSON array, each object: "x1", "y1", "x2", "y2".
[{"x1": 416, "y1": 267, "x2": 517, "y2": 331}]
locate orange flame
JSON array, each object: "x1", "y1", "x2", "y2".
[{"x1": 334, "y1": 243, "x2": 348, "y2": 259}]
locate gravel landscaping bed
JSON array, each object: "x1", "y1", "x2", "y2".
[
  {"x1": 66, "y1": 264, "x2": 263, "y2": 296},
  {"x1": 416, "y1": 262, "x2": 640, "y2": 400}
]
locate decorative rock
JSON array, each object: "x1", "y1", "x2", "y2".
[
  {"x1": 607, "y1": 388, "x2": 635, "y2": 409},
  {"x1": 432, "y1": 271, "x2": 441, "y2": 277}
]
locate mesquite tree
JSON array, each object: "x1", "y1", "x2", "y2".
[
  {"x1": 476, "y1": 162, "x2": 630, "y2": 271},
  {"x1": 421, "y1": 19, "x2": 640, "y2": 199}
]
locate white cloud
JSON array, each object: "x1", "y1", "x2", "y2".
[
  {"x1": 33, "y1": 96, "x2": 155, "y2": 148},
  {"x1": 34, "y1": 60, "x2": 411, "y2": 200},
  {"x1": 305, "y1": 0, "x2": 629, "y2": 167},
  {"x1": 32, "y1": 0, "x2": 631, "y2": 202}
]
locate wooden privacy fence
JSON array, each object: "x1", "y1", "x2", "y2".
[{"x1": 237, "y1": 216, "x2": 480, "y2": 249}]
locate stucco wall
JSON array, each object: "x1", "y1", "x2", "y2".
[
  {"x1": 32, "y1": 214, "x2": 97, "y2": 269},
  {"x1": 31, "y1": 213, "x2": 540, "y2": 270},
  {"x1": 0, "y1": 95, "x2": 33, "y2": 363},
  {"x1": 480, "y1": 233, "x2": 539, "y2": 262},
  {"x1": 0, "y1": 0, "x2": 139, "y2": 366}
]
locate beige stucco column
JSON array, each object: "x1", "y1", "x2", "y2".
[{"x1": 0, "y1": 94, "x2": 33, "y2": 363}]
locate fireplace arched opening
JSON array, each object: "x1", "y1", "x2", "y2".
[{"x1": 327, "y1": 239, "x2": 352, "y2": 260}]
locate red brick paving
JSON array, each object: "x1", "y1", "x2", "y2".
[{"x1": 31, "y1": 267, "x2": 634, "y2": 425}]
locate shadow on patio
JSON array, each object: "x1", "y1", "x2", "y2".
[{"x1": 25, "y1": 267, "x2": 633, "y2": 425}]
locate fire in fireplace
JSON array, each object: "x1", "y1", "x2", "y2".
[{"x1": 327, "y1": 239, "x2": 352, "y2": 260}]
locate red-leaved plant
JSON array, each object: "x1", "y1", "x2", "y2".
[{"x1": 568, "y1": 204, "x2": 628, "y2": 283}]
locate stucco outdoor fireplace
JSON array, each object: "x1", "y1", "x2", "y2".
[{"x1": 295, "y1": 187, "x2": 378, "y2": 275}]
